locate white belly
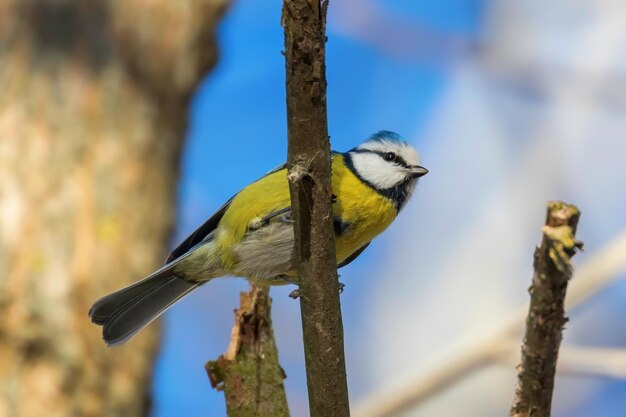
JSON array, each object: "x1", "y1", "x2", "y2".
[{"x1": 231, "y1": 221, "x2": 296, "y2": 282}]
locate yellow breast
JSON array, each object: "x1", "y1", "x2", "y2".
[
  {"x1": 331, "y1": 155, "x2": 397, "y2": 262},
  {"x1": 216, "y1": 154, "x2": 397, "y2": 269}
]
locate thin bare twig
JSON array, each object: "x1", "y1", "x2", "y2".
[{"x1": 497, "y1": 345, "x2": 626, "y2": 379}]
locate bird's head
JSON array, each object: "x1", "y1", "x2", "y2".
[{"x1": 346, "y1": 131, "x2": 428, "y2": 209}]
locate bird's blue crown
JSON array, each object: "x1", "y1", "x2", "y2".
[{"x1": 367, "y1": 130, "x2": 406, "y2": 143}]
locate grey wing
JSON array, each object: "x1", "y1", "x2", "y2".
[
  {"x1": 338, "y1": 242, "x2": 371, "y2": 268},
  {"x1": 166, "y1": 196, "x2": 235, "y2": 263}
]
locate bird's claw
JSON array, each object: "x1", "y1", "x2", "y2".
[{"x1": 288, "y1": 282, "x2": 345, "y2": 299}]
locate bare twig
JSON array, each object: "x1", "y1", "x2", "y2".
[
  {"x1": 555, "y1": 347, "x2": 626, "y2": 379},
  {"x1": 334, "y1": 0, "x2": 474, "y2": 64},
  {"x1": 283, "y1": 1, "x2": 351, "y2": 416},
  {"x1": 510, "y1": 201, "x2": 582, "y2": 417},
  {"x1": 497, "y1": 344, "x2": 626, "y2": 379},
  {"x1": 353, "y1": 225, "x2": 626, "y2": 417},
  {"x1": 206, "y1": 286, "x2": 289, "y2": 417}
]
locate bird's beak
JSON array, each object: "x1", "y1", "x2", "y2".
[{"x1": 408, "y1": 165, "x2": 429, "y2": 178}]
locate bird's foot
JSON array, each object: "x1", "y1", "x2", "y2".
[{"x1": 288, "y1": 282, "x2": 345, "y2": 300}]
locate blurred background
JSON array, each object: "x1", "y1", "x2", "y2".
[{"x1": 1, "y1": 0, "x2": 626, "y2": 416}]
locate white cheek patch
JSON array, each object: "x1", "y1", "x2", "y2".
[
  {"x1": 400, "y1": 147, "x2": 420, "y2": 167},
  {"x1": 350, "y1": 152, "x2": 407, "y2": 189}
]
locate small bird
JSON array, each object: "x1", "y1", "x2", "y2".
[{"x1": 89, "y1": 131, "x2": 428, "y2": 346}]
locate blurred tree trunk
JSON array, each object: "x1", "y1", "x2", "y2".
[{"x1": 0, "y1": 1, "x2": 227, "y2": 417}]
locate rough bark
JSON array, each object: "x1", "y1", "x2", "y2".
[
  {"x1": 283, "y1": 1, "x2": 351, "y2": 416},
  {"x1": 0, "y1": 1, "x2": 227, "y2": 416},
  {"x1": 511, "y1": 201, "x2": 583, "y2": 417},
  {"x1": 206, "y1": 286, "x2": 289, "y2": 417}
]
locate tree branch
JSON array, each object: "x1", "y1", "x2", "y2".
[
  {"x1": 497, "y1": 344, "x2": 626, "y2": 380},
  {"x1": 282, "y1": 1, "x2": 351, "y2": 416},
  {"x1": 206, "y1": 286, "x2": 289, "y2": 417},
  {"x1": 510, "y1": 201, "x2": 582, "y2": 417}
]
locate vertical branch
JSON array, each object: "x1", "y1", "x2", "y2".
[
  {"x1": 207, "y1": 285, "x2": 289, "y2": 417},
  {"x1": 283, "y1": 1, "x2": 351, "y2": 417},
  {"x1": 511, "y1": 201, "x2": 583, "y2": 417}
]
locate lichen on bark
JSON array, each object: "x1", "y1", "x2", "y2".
[
  {"x1": 511, "y1": 201, "x2": 583, "y2": 417},
  {"x1": 207, "y1": 286, "x2": 289, "y2": 417}
]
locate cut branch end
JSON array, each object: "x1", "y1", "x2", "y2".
[{"x1": 510, "y1": 201, "x2": 582, "y2": 417}]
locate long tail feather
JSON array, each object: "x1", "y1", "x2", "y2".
[{"x1": 89, "y1": 261, "x2": 202, "y2": 346}]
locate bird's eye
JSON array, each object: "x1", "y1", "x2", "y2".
[{"x1": 383, "y1": 152, "x2": 397, "y2": 162}]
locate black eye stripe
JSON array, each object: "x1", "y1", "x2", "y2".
[
  {"x1": 349, "y1": 148, "x2": 410, "y2": 168},
  {"x1": 383, "y1": 152, "x2": 396, "y2": 162},
  {"x1": 378, "y1": 151, "x2": 408, "y2": 168}
]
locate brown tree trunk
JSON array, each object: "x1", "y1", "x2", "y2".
[{"x1": 0, "y1": 1, "x2": 226, "y2": 416}]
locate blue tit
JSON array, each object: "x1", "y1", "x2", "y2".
[{"x1": 89, "y1": 131, "x2": 428, "y2": 345}]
